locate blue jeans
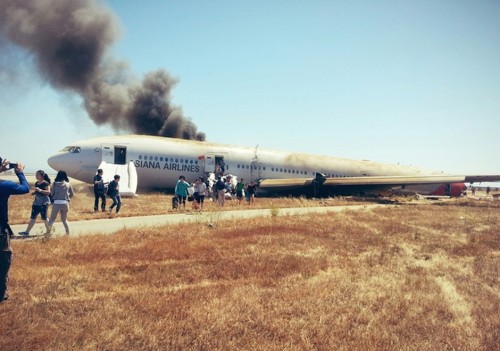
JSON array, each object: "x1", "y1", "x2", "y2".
[{"x1": 110, "y1": 195, "x2": 122, "y2": 213}]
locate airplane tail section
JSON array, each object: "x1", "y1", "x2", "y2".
[{"x1": 98, "y1": 161, "x2": 138, "y2": 197}]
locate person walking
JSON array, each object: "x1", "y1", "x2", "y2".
[
  {"x1": 174, "y1": 175, "x2": 190, "y2": 210},
  {"x1": 0, "y1": 159, "x2": 30, "y2": 302},
  {"x1": 93, "y1": 168, "x2": 107, "y2": 212},
  {"x1": 47, "y1": 170, "x2": 75, "y2": 235},
  {"x1": 18, "y1": 170, "x2": 51, "y2": 236},
  {"x1": 194, "y1": 177, "x2": 207, "y2": 211},
  {"x1": 215, "y1": 177, "x2": 226, "y2": 207},
  {"x1": 246, "y1": 180, "x2": 257, "y2": 206},
  {"x1": 236, "y1": 178, "x2": 245, "y2": 205},
  {"x1": 108, "y1": 175, "x2": 121, "y2": 215}
]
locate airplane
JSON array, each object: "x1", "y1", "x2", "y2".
[{"x1": 47, "y1": 134, "x2": 500, "y2": 197}]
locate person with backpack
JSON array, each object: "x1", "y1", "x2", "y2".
[
  {"x1": 93, "y1": 168, "x2": 107, "y2": 212},
  {"x1": 215, "y1": 176, "x2": 226, "y2": 207},
  {"x1": 107, "y1": 175, "x2": 121, "y2": 215}
]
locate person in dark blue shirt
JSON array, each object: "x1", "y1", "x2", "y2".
[
  {"x1": 93, "y1": 169, "x2": 107, "y2": 212},
  {"x1": 108, "y1": 175, "x2": 121, "y2": 214}
]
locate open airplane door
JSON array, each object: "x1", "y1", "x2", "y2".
[
  {"x1": 98, "y1": 161, "x2": 138, "y2": 197},
  {"x1": 204, "y1": 154, "x2": 215, "y2": 173}
]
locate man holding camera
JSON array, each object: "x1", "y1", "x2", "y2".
[{"x1": 0, "y1": 158, "x2": 29, "y2": 303}]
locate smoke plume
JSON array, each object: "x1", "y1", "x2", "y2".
[{"x1": 0, "y1": 0, "x2": 205, "y2": 140}]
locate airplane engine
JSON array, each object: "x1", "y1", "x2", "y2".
[{"x1": 431, "y1": 183, "x2": 466, "y2": 197}]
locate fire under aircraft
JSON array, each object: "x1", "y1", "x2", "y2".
[{"x1": 47, "y1": 135, "x2": 500, "y2": 197}]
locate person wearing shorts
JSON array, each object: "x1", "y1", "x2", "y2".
[
  {"x1": 174, "y1": 175, "x2": 190, "y2": 210},
  {"x1": 236, "y1": 178, "x2": 245, "y2": 205},
  {"x1": 194, "y1": 177, "x2": 207, "y2": 211}
]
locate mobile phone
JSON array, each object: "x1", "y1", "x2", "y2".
[{"x1": 8, "y1": 163, "x2": 18, "y2": 169}]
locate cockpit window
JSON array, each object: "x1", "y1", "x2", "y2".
[{"x1": 60, "y1": 146, "x2": 81, "y2": 153}]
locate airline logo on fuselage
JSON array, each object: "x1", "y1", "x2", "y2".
[{"x1": 134, "y1": 160, "x2": 200, "y2": 173}]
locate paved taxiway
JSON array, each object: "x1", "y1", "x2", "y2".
[{"x1": 10, "y1": 204, "x2": 391, "y2": 238}]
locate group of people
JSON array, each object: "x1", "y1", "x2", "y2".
[
  {"x1": 0, "y1": 160, "x2": 73, "y2": 303},
  {"x1": 17, "y1": 169, "x2": 75, "y2": 236},
  {"x1": 92, "y1": 169, "x2": 122, "y2": 215},
  {"x1": 215, "y1": 176, "x2": 257, "y2": 206},
  {"x1": 174, "y1": 174, "x2": 258, "y2": 210},
  {"x1": 0, "y1": 158, "x2": 75, "y2": 236},
  {"x1": 174, "y1": 176, "x2": 207, "y2": 211}
]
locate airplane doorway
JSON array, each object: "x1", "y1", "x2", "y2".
[
  {"x1": 101, "y1": 144, "x2": 127, "y2": 165},
  {"x1": 114, "y1": 146, "x2": 127, "y2": 165},
  {"x1": 204, "y1": 154, "x2": 225, "y2": 175},
  {"x1": 215, "y1": 156, "x2": 225, "y2": 174}
]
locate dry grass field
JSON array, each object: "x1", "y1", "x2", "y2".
[{"x1": 1, "y1": 181, "x2": 499, "y2": 350}]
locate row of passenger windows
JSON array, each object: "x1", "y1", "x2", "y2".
[
  {"x1": 237, "y1": 164, "x2": 308, "y2": 175},
  {"x1": 138, "y1": 156, "x2": 350, "y2": 178},
  {"x1": 236, "y1": 165, "x2": 350, "y2": 178},
  {"x1": 138, "y1": 155, "x2": 199, "y2": 165}
]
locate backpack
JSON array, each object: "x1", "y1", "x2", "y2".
[
  {"x1": 97, "y1": 180, "x2": 108, "y2": 195},
  {"x1": 106, "y1": 180, "x2": 115, "y2": 196}
]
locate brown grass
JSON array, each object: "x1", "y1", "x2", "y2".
[{"x1": 1, "y1": 196, "x2": 499, "y2": 351}]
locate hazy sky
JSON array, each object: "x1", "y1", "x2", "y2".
[{"x1": 1, "y1": 0, "x2": 499, "y2": 175}]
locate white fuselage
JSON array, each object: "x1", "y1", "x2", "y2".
[{"x1": 47, "y1": 135, "x2": 444, "y2": 193}]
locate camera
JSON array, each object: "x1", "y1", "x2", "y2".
[{"x1": 0, "y1": 157, "x2": 18, "y2": 170}]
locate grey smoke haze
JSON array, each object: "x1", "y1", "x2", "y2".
[{"x1": 0, "y1": 0, "x2": 205, "y2": 141}]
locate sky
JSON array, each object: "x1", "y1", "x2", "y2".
[{"x1": 1, "y1": 0, "x2": 499, "y2": 176}]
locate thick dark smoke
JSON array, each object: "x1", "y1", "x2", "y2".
[{"x1": 0, "y1": 0, "x2": 205, "y2": 140}]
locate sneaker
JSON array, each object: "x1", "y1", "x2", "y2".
[{"x1": 18, "y1": 231, "x2": 29, "y2": 236}]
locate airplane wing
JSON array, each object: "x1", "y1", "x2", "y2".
[{"x1": 259, "y1": 174, "x2": 500, "y2": 194}]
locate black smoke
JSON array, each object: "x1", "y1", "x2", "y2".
[{"x1": 0, "y1": 0, "x2": 205, "y2": 140}]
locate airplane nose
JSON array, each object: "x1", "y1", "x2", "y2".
[{"x1": 47, "y1": 153, "x2": 64, "y2": 171}]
